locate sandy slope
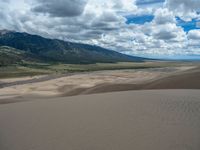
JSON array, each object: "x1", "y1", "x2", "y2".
[
  {"x1": 80, "y1": 66, "x2": 200, "y2": 94},
  {"x1": 144, "y1": 66, "x2": 200, "y2": 89},
  {"x1": 0, "y1": 66, "x2": 197, "y2": 100},
  {"x1": 0, "y1": 90, "x2": 200, "y2": 150}
]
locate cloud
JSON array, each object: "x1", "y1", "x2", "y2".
[
  {"x1": 136, "y1": 0, "x2": 165, "y2": 5},
  {"x1": 153, "y1": 8, "x2": 176, "y2": 24},
  {"x1": 0, "y1": 0, "x2": 10, "y2": 3},
  {"x1": 0, "y1": 0, "x2": 200, "y2": 58},
  {"x1": 196, "y1": 22, "x2": 200, "y2": 28},
  {"x1": 32, "y1": 0, "x2": 88, "y2": 17},
  {"x1": 188, "y1": 29, "x2": 200, "y2": 40},
  {"x1": 187, "y1": 30, "x2": 200, "y2": 51},
  {"x1": 165, "y1": 0, "x2": 200, "y2": 21}
]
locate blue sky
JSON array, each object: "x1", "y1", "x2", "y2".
[
  {"x1": 126, "y1": 15, "x2": 200, "y2": 32},
  {"x1": 124, "y1": 0, "x2": 200, "y2": 59},
  {"x1": 176, "y1": 17, "x2": 200, "y2": 32},
  {"x1": 136, "y1": 0, "x2": 165, "y2": 5},
  {"x1": 0, "y1": 0, "x2": 200, "y2": 59},
  {"x1": 127, "y1": 0, "x2": 200, "y2": 32},
  {"x1": 126, "y1": 15, "x2": 154, "y2": 24}
]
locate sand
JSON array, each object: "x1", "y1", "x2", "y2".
[
  {"x1": 0, "y1": 65, "x2": 200, "y2": 150},
  {"x1": 144, "y1": 66, "x2": 200, "y2": 89},
  {"x1": 0, "y1": 90, "x2": 200, "y2": 150},
  {"x1": 0, "y1": 66, "x2": 198, "y2": 100},
  {"x1": 82, "y1": 66, "x2": 200, "y2": 94}
]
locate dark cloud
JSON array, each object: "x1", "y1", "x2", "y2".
[
  {"x1": 1, "y1": 0, "x2": 9, "y2": 3},
  {"x1": 165, "y1": 0, "x2": 200, "y2": 21},
  {"x1": 166, "y1": 0, "x2": 200, "y2": 11},
  {"x1": 32, "y1": 0, "x2": 88, "y2": 17},
  {"x1": 98, "y1": 12, "x2": 120, "y2": 22},
  {"x1": 154, "y1": 30, "x2": 177, "y2": 39}
]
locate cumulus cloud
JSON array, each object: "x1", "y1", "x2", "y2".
[
  {"x1": 140, "y1": 8, "x2": 186, "y2": 42},
  {"x1": 165, "y1": 0, "x2": 200, "y2": 21},
  {"x1": 32, "y1": 0, "x2": 88, "y2": 17},
  {"x1": 153, "y1": 8, "x2": 176, "y2": 24},
  {"x1": 187, "y1": 30, "x2": 200, "y2": 52},
  {"x1": 0, "y1": 0, "x2": 200, "y2": 58},
  {"x1": 188, "y1": 30, "x2": 200, "y2": 40}
]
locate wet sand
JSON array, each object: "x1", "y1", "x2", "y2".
[{"x1": 0, "y1": 90, "x2": 200, "y2": 150}]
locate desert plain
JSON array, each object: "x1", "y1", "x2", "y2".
[{"x1": 0, "y1": 61, "x2": 200, "y2": 150}]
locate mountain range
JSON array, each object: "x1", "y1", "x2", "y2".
[{"x1": 0, "y1": 29, "x2": 145, "y2": 65}]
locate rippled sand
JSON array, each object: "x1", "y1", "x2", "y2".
[{"x1": 0, "y1": 90, "x2": 200, "y2": 150}]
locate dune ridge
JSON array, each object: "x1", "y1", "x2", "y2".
[{"x1": 0, "y1": 90, "x2": 199, "y2": 150}]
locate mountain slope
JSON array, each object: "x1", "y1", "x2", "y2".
[
  {"x1": 0, "y1": 46, "x2": 41, "y2": 66},
  {"x1": 0, "y1": 30, "x2": 144, "y2": 64}
]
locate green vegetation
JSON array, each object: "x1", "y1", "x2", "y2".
[
  {"x1": 0, "y1": 47, "x2": 25, "y2": 66},
  {"x1": 0, "y1": 65, "x2": 51, "y2": 78},
  {"x1": 47, "y1": 62, "x2": 161, "y2": 72},
  {"x1": 0, "y1": 46, "x2": 192, "y2": 79},
  {"x1": 0, "y1": 46, "x2": 41, "y2": 66},
  {"x1": 0, "y1": 46, "x2": 142, "y2": 78},
  {"x1": 0, "y1": 60, "x2": 184, "y2": 78}
]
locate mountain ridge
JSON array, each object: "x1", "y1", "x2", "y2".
[{"x1": 0, "y1": 30, "x2": 145, "y2": 64}]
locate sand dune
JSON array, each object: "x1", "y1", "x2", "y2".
[
  {"x1": 0, "y1": 66, "x2": 200, "y2": 150},
  {"x1": 0, "y1": 66, "x2": 198, "y2": 100},
  {"x1": 78, "y1": 66, "x2": 200, "y2": 94},
  {"x1": 144, "y1": 67, "x2": 200, "y2": 89},
  {"x1": 0, "y1": 90, "x2": 199, "y2": 150}
]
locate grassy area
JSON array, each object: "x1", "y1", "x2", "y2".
[
  {"x1": 1, "y1": 46, "x2": 197, "y2": 79},
  {"x1": 0, "y1": 61, "x2": 193, "y2": 78},
  {"x1": 47, "y1": 62, "x2": 160, "y2": 72},
  {"x1": 0, "y1": 65, "x2": 52, "y2": 78}
]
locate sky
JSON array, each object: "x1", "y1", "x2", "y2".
[{"x1": 0, "y1": 0, "x2": 200, "y2": 59}]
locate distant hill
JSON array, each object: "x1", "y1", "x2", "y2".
[
  {"x1": 0, "y1": 46, "x2": 24, "y2": 66},
  {"x1": 0, "y1": 30, "x2": 145, "y2": 64},
  {"x1": 0, "y1": 46, "x2": 41, "y2": 66}
]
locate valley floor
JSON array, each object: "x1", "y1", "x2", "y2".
[
  {"x1": 0, "y1": 62, "x2": 200, "y2": 150},
  {"x1": 0, "y1": 63, "x2": 199, "y2": 103}
]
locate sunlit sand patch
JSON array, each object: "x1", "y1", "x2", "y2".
[{"x1": 0, "y1": 66, "x2": 198, "y2": 100}]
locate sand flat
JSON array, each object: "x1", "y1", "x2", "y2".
[
  {"x1": 0, "y1": 66, "x2": 197, "y2": 100},
  {"x1": 0, "y1": 90, "x2": 200, "y2": 150}
]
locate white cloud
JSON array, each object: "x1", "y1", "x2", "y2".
[
  {"x1": 0, "y1": 0, "x2": 200, "y2": 58},
  {"x1": 187, "y1": 30, "x2": 200, "y2": 49},
  {"x1": 153, "y1": 8, "x2": 176, "y2": 24},
  {"x1": 165, "y1": 0, "x2": 200, "y2": 21},
  {"x1": 32, "y1": 0, "x2": 88, "y2": 17},
  {"x1": 188, "y1": 30, "x2": 200, "y2": 40}
]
